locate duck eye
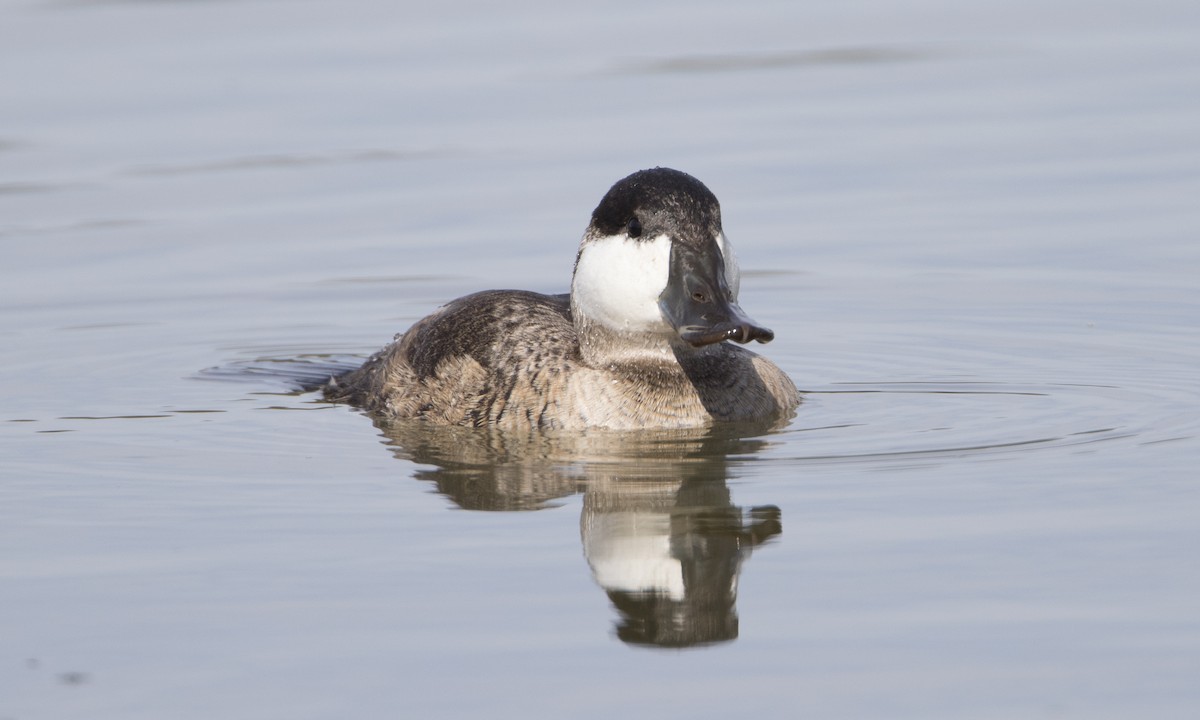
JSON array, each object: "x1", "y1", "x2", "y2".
[
  {"x1": 692, "y1": 291, "x2": 707, "y2": 303},
  {"x1": 626, "y1": 217, "x2": 642, "y2": 238}
]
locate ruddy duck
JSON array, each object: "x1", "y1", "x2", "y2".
[{"x1": 326, "y1": 167, "x2": 800, "y2": 430}]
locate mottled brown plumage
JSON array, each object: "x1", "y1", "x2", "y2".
[{"x1": 326, "y1": 289, "x2": 798, "y2": 429}]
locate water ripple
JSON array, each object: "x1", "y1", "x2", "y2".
[{"x1": 612, "y1": 46, "x2": 931, "y2": 76}]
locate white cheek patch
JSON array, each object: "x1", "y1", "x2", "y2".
[
  {"x1": 716, "y1": 231, "x2": 741, "y2": 299},
  {"x1": 572, "y1": 234, "x2": 672, "y2": 333}
]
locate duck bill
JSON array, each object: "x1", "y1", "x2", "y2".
[
  {"x1": 674, "y1": 300, "x2": 775, "y2": 347},
  {"x1": 658, "y1": 242, "x2": 775, "y2": 348}
]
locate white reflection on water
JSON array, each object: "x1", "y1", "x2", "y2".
[{"x1": 373, "y1": 418, "x2": 787, "y2": 647}]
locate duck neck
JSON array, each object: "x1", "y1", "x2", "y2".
[{"x1": 573, "y1": 314, "x2": 683, "y2": 370}]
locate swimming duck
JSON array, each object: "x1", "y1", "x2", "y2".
[{"x1": 326, "y1": 167, "x2": 800, "y2": 430}]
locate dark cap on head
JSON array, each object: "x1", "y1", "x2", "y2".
[{"x1": 589, "y1": 168, "x2": 723, "y2": 251}]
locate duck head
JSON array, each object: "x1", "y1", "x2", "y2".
[{"x1": 571, "y1": 168, "x2": 774, "y2": 360}]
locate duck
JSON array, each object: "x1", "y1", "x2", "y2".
[{"x1": 325, "y1": 167, "x2": 800, "y2": 430}]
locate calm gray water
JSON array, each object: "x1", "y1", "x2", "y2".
[{"x1": 3, "y1": 0, "x2": 1199, "y2": 718}]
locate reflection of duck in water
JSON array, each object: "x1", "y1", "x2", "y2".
[
  {"x1": 372, "y1": 417, "x2": 784, "y2": 646},
  {"x1": 326, "y1": 168, "x2": 799, "y2": 430},
  {"x1": 583, "y1": 478, "x2": 781, "y2": 648}
]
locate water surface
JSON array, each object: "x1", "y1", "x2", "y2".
[{"x1": 3, "y1": 0, "x2": 1199, "y2": 718}]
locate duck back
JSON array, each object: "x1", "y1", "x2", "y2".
[{"x1": 326, "y1": 290, "x2": 582, "y2": 427}]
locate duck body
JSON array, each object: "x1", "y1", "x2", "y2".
[{"x1": 326, "y1": 168, "x2": 800, "y2": 430}]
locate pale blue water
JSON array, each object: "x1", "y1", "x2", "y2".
[{"x1": 3, "y1": 0, "x2": 1199, "y2": 718}]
